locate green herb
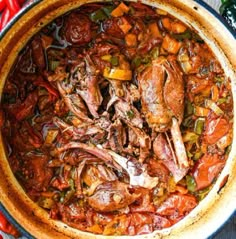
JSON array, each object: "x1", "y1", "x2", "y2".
[
  {"x1": 150, "y1": 47, "x2": 159, "y2": 59},
  {"x1": 182, "y1": 115, "x2": 194, "y2": 128},
  {"x1": 192, "y1": 32, "x2": 204, "y2": 43},
  {"x1": 132, "y1": 56, "x2": 142, "y2": 68},
  {"x1": 172, "y1": 30, "x2": 192, "y2": 41},
  {"x1": 186, "y1": 175, "x2": 196, "y2": 192},
  {"x1": 102, "y1": 6, "x2": 115, "y2": 16},
  {"x1": 193, "y1": 150, "x2": 203, "y2": 160},
  {"x1": 126, "y1": 110, "x2": 134, "y2": 119},
  {"x1": 194, "y1": 118, "x2": 205, "y2": 135},
  {"x1": 218, "y1": 97, "x2": 228, "y2": 104},
  {"x1": 90, "y1": 9, "x2": 108, "y2": 22},
  {"x1": 197, "y1": 186, "x2": 211, "y2": 201},
  {"x1": 110, "y1": 56, "x2": 119, "y2": 66},
  {"x1": 49, "y1": 60, "x2": 60, "y2": 71},
  {"x1": 185, "y1": 101, "x2": 194, "y2": 116}
]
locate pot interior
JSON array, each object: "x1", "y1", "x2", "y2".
[{"x1": 0, "y1": 1, "x2": 235, "y2": 239}]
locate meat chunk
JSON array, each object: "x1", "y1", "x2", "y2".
[{"x1": 88, "y1": 181, "x2": 139, "y2": 212}]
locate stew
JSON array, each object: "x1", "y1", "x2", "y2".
[{"x1": 1, "y1": 1, "x2": 233, "y2": 236}]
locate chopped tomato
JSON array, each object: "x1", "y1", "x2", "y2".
[
  {"x1": 103, "y1": 215, "x2": 130, "y2": 235},
  {"x1": 192, "y1": 153, "x2": 226, "y2": 191},
  {"x1": 130, "y1": 188, "x2": 155, "y2": 213},
  {"x1": 156, "y1": 193, "x2": 197, "y2": 219},
  {"x1": 153, "y1": 215, "x2": 172, "y2": 229},
  {"x1": 162, "y1": 34, "x2": 182, "y2": 54},
  {"x1": 9, "y1": 91, "x2": 38, "y2": 121},
  {"x1": 129, "y1": 213, "x2": 153, "y2": 235},
  {"x1": 204, "y1": 116, "x2": 229, "y2": 144}
]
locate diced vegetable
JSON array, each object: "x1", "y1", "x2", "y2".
[
  {"x1": 185, "y1": 101, "x2": 193, "y2": 116},
  {"x1": 161, "y1": 17, "x2": 171, "y2": 30},
  {"x1": 103, "y1": 67, "x2": 132, "y2": 80},
  {"x1": 193, "y1": 150, "x2": 203, "y2": 161},
  {"x1": 44, "y1": 129, "x2": 59, "y2": 145},
  {"x1": 216, "y1": 133, "x2": 232, "y2": 150},
  {"x1": 156, "y1": 8, "x2": 167, "y2": 15},
  {"x1": 204, "y1": 117, "x2": 229, "y2": 145},
  {"x1": 38, "y1": 197, "x2": 55, "y2": 209},
  {"x1": 49, "y1": 60, "x2": 60, "y2": 71},
  {"x1": 102, "y1": 55, "x2": 119, "y2": 66},
  {"x1": 183, "y1": 131, "x2": 199, "y2": 143},
  {"x1": 194, "y1": 106, "x2": 210, "y2": 117},
  {"x1": 172, "y1": 30, "x2": 192, "y2": 41},
  {"x1": 148, "y1": 22, "x2": 162, "y2": 38},
  {"x1": 186, "y1": 175, "x2": 196, "y2": 192},
  {"x1": 111, "y1": 2, "x2": 130, "y2": 17},
  {"x1": 171, "y1": 21, "x2": 187, "y2": 34},
  {"x1": 192, "y1": 154, "x2": 226, "y2": 191},
  {"x1": 211, "y1": 85, "x2": 219, "y2": 102},
  {"x1": 118, "y1": 17, "x2": 132, "y2": 34},
  {"x1": 125, "y1": 33, "x2": 137, "y2": 47},
  {"x1": 205, "y1": 99, "x2": 224, "y2": 115},
  {"x1": 90, "y1": 9, "x2": 108, "y2": 22},
  {"x1": 194, "y1": 118, "x2": 205, "y2": 135},
  {"x1": 162, "y1": 34, "x2": 182, "y2": 54}
]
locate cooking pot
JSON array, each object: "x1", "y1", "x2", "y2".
[{"x1": 0, "y1": 0, "x2": 235, "y2": 238}]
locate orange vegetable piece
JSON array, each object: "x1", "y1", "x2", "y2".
[
  {"x1": 125, "y1": 33, "x2": 137, "y2": 47},
  {"x1": 148, "y1": 22, "x2": 162, "y2": 38},
  {"x1": 194, "y1": 106, "x2": 210, "y2": 117},
  {"x1": 171, "y1": 21, "x2": 187, "y2": 33},
  {"x1": 204, "y1": 117, "x2": 229, "y2": 145},
  {"x1": 118, "y1": 17, "x2": 132, "y2": 34},
  {"x1": 175, "y1": 185, "x2": 188, "y2": 194},
  {"x1": 162, "y1": 34, "x2": 182, "y2": 54},
  {"x1": 211, "y1": 85, "x2": 219, "y2": 102},
  {"x1": 111, "y1": 2, "x2": 130, "y2": 17},
  {"x1": 161, "y1": 17, "x2": 171, "y2": 31},
  {"x1": 192, "y1": 154, "x2": 226, "y2": 190}
]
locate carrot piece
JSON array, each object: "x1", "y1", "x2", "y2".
[
  {"x1": 161, "y1": 17, "x2": 171, "y2": 31},
  {"x1": 194, "y1": 106, "x2": 210, "y2": 117},
  {"x1": 156, "y1": 8, "x2": 167, "y2": 15},
  {"x1": 111, "y1": 2, "x2": 129, "y2": 17},
  {"x1": 162, "y1": 34, "x2": 182, "y2": 54},
  {"x1": 125, "y1": 33, "x2": 137, "y2": 47},
  {"x1": 148, "y1": 22, "x2": 162, "y2": 38},
  {"x1": 171, "y1": 21, "x2": 187, "y2": 34},
  {"x1": 211, "y1": 85, "x2": 219, "y2": 102},
  {"x1": 118, "y1": 17, "x2": 132, "y2": 34},
  {"x1": 176, "y1": 185, "x2": 188, "y2": 194}
]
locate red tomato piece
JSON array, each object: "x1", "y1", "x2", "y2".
[
  {"x1": 192, "y1": 153, "x2": 226, "y2": 191},
  {"x1": 204, "y1": 116, "x2": 229, "y2": 145},
  {"x1": 156, "y1": 193, "x2": 197, "y2": 218}
]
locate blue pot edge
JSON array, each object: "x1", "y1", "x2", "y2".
[{"x1": 194, "y1": 0, "x2": 236, "y2": 38}]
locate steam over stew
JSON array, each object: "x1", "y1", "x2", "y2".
[{"x1": 1, "y1": 1, "x2": 233, "y2": 236}]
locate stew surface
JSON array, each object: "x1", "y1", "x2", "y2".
[{"x1": 1, "y1": 1, "x2": 233, "y2": 236}]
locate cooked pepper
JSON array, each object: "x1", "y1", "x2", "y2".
[
  {"x1": 220, "y1": 0, "x2": 236, "y2": 31},
  {"x1": 0, "y1": 211, "x2": 20, "y2": 237},
  {"x1": 0, "y1": 0, "x2": 5, "y2": 12}
]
